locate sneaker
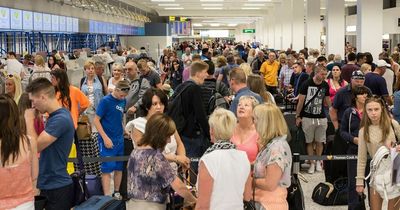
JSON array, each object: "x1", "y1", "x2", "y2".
[
  {"x1": 308, "y1": 163, "x2": 315, "y2": 174},
  {"x1": 316, "y1": 160, "x2": 323, "y2": 172},
  {"x1": 112, "y1": 192, "x2": 122, "y2": 200}
]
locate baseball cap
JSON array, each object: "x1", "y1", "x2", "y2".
[
  {"x1": 351, "y1": 70, "x2": 365, "y2": 80},
  {"x1": 376, "y1": 59, "x2": 391, "y2": 68}
]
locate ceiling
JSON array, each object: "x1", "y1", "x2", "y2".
[{"x1": 131, "y1": 0, "x2": 358, "y2": 29}]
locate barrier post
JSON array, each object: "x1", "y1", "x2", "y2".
[{"x1": 293, "y1": 153, "x2": 300, "y2": 175}]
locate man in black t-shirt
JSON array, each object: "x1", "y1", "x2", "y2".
[
  {"x1": 364, "y1": 59, "x2": 392, "y2": 105},
  {"x1": 296, "y1": 66, "x2": 331, "y2": 174}
]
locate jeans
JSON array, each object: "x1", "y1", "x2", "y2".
[
  {"x1": 181, "y1": 135, "x2": 208, "y2": 182},
  {"x1": 347, "y1": 146, "x2": 370, "y2": 210},
  {"x1": 40, "y1": 183, "x2": 74, "y2": 210}
]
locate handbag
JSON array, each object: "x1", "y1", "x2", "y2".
[
  {"x1": 76, "y1": 115, "x2": 91, "y2": 140},
  {"x1": 287, "y1": 174, "x2": 305, "y2": 210},
  {"x1": 354, "y1": 194, "x2": 366, "y2": 210},
  {"x1": 243, "y1": 169, "x2": 256, "y2": 210}
]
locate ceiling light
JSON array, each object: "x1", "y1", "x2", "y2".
[
  {"x1": 228, "y1": 24, "x2": 237, "y2": 26},
  {"x1": 247, "y1": 0, "x2": 271, "y2": 2},
  {"x1": 210, "y1": 23, "x2": 220, "y2": 26},
  {"x1": 244, "y1": 3, "x2": 265, "y2": 6},
  {"x1": 200, "y1": 0, "x2": 224, "y2": 2},
  {"x1": 151, "y1": 0, "x2": 175, "y2": 2},
  {"x1": 193, "y1": 23, "x2": 203, "y2": 27},
  {"x1": 204, "y1": 7, "x2": 223, "y2": 10},
  {"x1": 164, "y1": 7, "x2": 184, "y2": 9},
  {"x1": 201, "y1": 4, "x2": 223, "y2": 6},
  {"x1": 202, "y1": 20, "x2": 219, "y2": 23},
  {"x1": 158, "y1": 3, "x2": 180, "y2": 6},
  {"x1": 242, "y1": 7, "x2": 260, "y2": 10}
]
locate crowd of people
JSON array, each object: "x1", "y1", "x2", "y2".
[{"x1": 0, "y1": 39, "x2": 400, "y2": 210}]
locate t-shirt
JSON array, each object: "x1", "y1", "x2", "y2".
[
  {"x1": 127, "y1": 149, "x2": 175, "y2": 203},
  {"x1": 96, "y1": 94, "x2": 126, "y2": 143},
  {"x1": 4, "y1": 59, "x2": 24, "y2": 76},
  {"x1": 38, "y1": 108, "x2": 74, "y2": 190},
  {"x1": 199, "y1": 149, "x2": 250, "y2": 210},
  {"x1": 341, "y1": 63, "x2": 359, "y2": 83},
  {"x1": 364, "y1": 73, "x2": 388, "y2": 96},
  {"x1": 141, "y1": 70, "x2": 161, "y2": 88},
  {"x1": 259, "y1": 60, "x2": 280, "y2": 87},
  {"x1": 299, "y1": 79, "x2": 330, "y2": 118},
  {"x1": 230, "y1": 130, "x2": 259, "y2": 163},
  {"x1": 382, "y1": 68, "x2": 394, "y2": 96}
]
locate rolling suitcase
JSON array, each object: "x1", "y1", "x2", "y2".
[{"x1": 75, "y1": 196, "x2": 126, "y2": 210}]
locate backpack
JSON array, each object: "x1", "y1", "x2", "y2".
[
  {"x1": 365, "y1": 145, "x2": 400, "y2": 200},
  {"x1": 207, "y1": 81, "x2": 229, "y2": 115},
  {"x1": 166, "y1": 81, "x2": 194, "y2": 133}
]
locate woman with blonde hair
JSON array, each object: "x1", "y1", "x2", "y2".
[
  {"x1": 239, "y1": 63, "x2": 252, "y2": 78},
  {"x1": 108, "y1": 63, "x2": 125, "y2": 93},
  {"x1": 247, "y1": 49, "x2": 256, "y2": 65},
  {"x1": 30, "y1": 55, "x2": 51, "y2": 81},
  {"x1": 253, "y1": 103, "x2": 292, "y2": 210},
  {"x1": 356, "y1": 96, "x2": 400, "y2": 210},
  {"x1": 5, "y1": 74, "x2": 22, "y2": 104},
  {"x1": 247, "y1": 74, "x2": 275, "y2": 104},
  {"x1": 231, "y1": 95, "x2": 260, "y2": 163},
  {"x1": 196, "y1": 108, "x2": 252, "y2": 210}
]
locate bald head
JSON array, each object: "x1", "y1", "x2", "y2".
[{"x1": 125, "y1": 61, "x2": 138, "y2": 80}]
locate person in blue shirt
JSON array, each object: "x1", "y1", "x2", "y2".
[
  {"x1": 93, "y1": 80, "x2": 129, "y2": 199},
  {"x1": 229, "y1": 67, "x2": 263, "y2": 115},
  {"x1": 25, "y1": 78, "x2": 75, "y2": 210}
]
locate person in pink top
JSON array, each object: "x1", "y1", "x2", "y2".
[
  {"x1": 0, "y1": 94, "x2": 38, "y2": 210},
  {"x1": 231, "y1": 95, "x2": 260, "y2": 163},
  {"x1": 326, "y1": 64, "x2": 348, "y2": 102}
]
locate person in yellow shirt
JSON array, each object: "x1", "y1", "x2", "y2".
[
  {"x1": 259, "y1": 52, "x2": 280, "y2": 95},
  {"x1": 50, "y1": 69, "x2": 90, "y2": 174}
]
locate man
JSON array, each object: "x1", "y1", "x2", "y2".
[
  {"x1": 229, "y1": 67, "x2": 263, "y2": 115},
  {"x1": 260, "y1": 51, "x2": 280, "y2": 94},
  {"x1": 330, "y1": 70, "x2": 370, "y2": 130},
  {"x1": 173, "y1": 61, "x2": 210, "y2": 176},
  {"x1": 183, "y1": 54, "x2": 201, "y2": 82},
  {"x1": 4, "y1": 51, "x2": 25, "y2": 78},
  {"x1": 296, "y1": 66, "x2": 331, "y2": 174},
  {"x1": 124, "y1": 61, "x2": 151, "y2": 121},
  {"x1": 356, "y1": 52, "x2": 366, "y2": 67},
  {"x1": 326, "y1": 54, "x2": 343, "y2": 71},
  {"x1": 289, "y1": 62, "x2": 308, "y2": 97},
  {"x1": 181, "y1": 47, "x2": 193, "y2": 68},
  {"x1": 93, "y1": 80, "x2": 129, "y2": 199},
  {"x1": 138, "y1": 59, "x2": 162, "y2": 89},
  {"x1": 25, "y1": 78, "x2": 75, "y2": 209},
  {"x1": 251, "y1": 51, "x2": 266, "y2": 75},
  {"x1": 341, "y1": 52, "x2": 360, "y2": 83},
  {"x1": 364, "y1": 59, "x2": 392, "y2": 105},
  {"x1": 316, "y1": 56, "x2": 328, "y2": 67},
  {"x1": 279, "y1": 54, "x2": 295, "y2": 90},
  {"x1": 201, "y1": 48, "x2": 210, "y2": 61},
  {"x1": 69, "y1": 49, "x2": 80, "y2": 60}
]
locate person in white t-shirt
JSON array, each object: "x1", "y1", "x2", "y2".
[
  {"x1": 4, "y1": 52, "x2": 25, "y2": 78},
  {"x1": 196, "y1": 108, "x2": 252, "y2": 210}
]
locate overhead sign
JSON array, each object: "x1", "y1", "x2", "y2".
[
  {"x1": 169, "y1": 16, "x2": 189, "y2": 22},
  {"x1": 0, "y1": 7, "x2": 10, "y2": 29},
  {"x1": 10, "y1": 9, "x2": 22, "y2": 30},
  {"x1": 243, "y1": 29, "x2": 255, "y2": 33}
]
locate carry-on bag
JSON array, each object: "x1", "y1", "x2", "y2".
[{"x1": 74, "y1": 196, "x2": 126, "y2": 210}]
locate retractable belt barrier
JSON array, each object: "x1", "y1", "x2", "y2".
[{"x1": 67, "y1": 156, "x2": 201, "y2": 163}]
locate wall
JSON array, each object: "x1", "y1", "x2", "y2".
[
  {"x1": 119, "y1": 36, "x2": 172, "y2": 59},
  {"x1": 234, "y1": 24, "x2": 256, "y2": 43},
  {"x1": 0, "y1": 0, "x2": 145, "y2": 27}
]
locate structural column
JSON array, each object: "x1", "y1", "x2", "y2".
[
  {"x1": 326, "y1": 0, "x2": 345, "y2": 58},
  {"x1": 292, "y1": 0, "x2": 305, "y2": 51},
  {"x1": 306, "y1": 0, "x2": 320, "y2": 51},
  {"x1": 274, "y1": 5, "x2": 283, "y2": 50},
  {"x1": 357, "y1": 0, "x2": 383, "y2": 61},
  {"x1": 267, "y1": 12, "x2": 275, "y2": 49},
  {"x1": 281, "y1": 0, "x2": 292, "y2": 50}
]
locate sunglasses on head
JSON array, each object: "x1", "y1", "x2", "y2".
[{"x1": 117, "y1": 87, "x2": 130, "y2": 92}]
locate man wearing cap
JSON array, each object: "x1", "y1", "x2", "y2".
[
  {"x1": 364, "y1": 59, "x2": 393, "y2": 105},
  {"x1": 93, "y1": 80, "x2": 129, "y2": 199},
  {"x1": 330, "y1": 70, "x2": 371, "y2": 130}
]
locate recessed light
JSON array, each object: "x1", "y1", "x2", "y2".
[
  {"x1": 244, "y1": 3, "x2": 265, "y2": 6},
  {"x1": 228, "y1": 24, "x2": 237, "y2": 26},
  {"x1": 200, "y1": 0, "x2": 224, "y2": 2},
  {"x1": 158, "y1": 4, "x2": 180, "y2": 6},
  {"x1": 242, "y1": 7, "x2": 260, "y2": 10},
  {"x1": 164, "y1": 7, "x2": 184, "y2": 10},
  {"x1": 201, "y1": 4, "x2": 223, "y2": 6},
  {"x1": 210, "y1": 23, "x2": 221, "y2": 26},
  {"x1": 247, "y1": 0, "x2": 271, "y2": 2},
  {"x1": 204, "y1": 7, "x2": 223, "y2": 10},
  {"x1": 151, "y1": 0, "x2": 175, "y2": 2},
  {"x1": 193, "y1": 23, "x2": 203, "y2": 27}
]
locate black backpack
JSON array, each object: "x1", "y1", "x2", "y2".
[
  {"x1": 207, "y1": 81, "x2": 229, "y2": 115},
  {"x1": 166, "y1": 81, "x2": 194, "y2": 133}
]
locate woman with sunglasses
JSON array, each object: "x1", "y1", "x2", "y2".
[
  {"x1": 5, "y1": 74, "x2": 22, "y2": 104},
  {"x1": 326, "y1": 64, "x2": 348, "y2": 103},
  {"x1": 168, "y1": 60, "x2": 183, "y2": 90},
  {"x1": 356, "y1": 96, "x2": 400, "y2": 210},
  {"x1": 0, "y1": 94, "x2": 38, "y2": 210},
  {"x1": 47, "y1": 55, "x2": 61, "y2": 71}
]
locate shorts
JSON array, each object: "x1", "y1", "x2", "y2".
[
  {"x1": 99, "y1": 137, "x2": 124, "y2": 173},
  {"x1": 301, "y1": 117, "x2": 328, "y2": 144}
]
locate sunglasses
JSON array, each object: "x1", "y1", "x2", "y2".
[{"x1": 116, "y1": 87, "x2": 130, "y2": 92}]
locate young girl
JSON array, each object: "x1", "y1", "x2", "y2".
[{"x1": 356, "y1": 96, "x2": 400, "y2": 210}]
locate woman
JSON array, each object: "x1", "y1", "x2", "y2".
[
  {"x1": 360, "y1": 63, "x2": 372, "y2": 75},
  {"x1": 340, "y1": 86, "x2": 369, "y2": 210},
  {"x1": 247, "y1": 49, "x2": 256, "y2": 65},
  {"x1": 326, "y1": 64, "x2": 348, "y2": 102},
  {"x1": 356, "y1": 96, "x2": 400, "y2": 210},
  {"x1": 47, "y1": 55, "x2": 61, "y2": 70},
  {"x1": 0, "y1": 94, "x2": 38, "y2": 210},
  {"x1": 239, "y1": 63, "x2": 252, "y2": 78},
  {"x1": 231, "y1": 96, "x2": 260, "y2": 163},
  {"x1": 108, "y1": 63, "x2": 125, "y2": 93},
  {"x1": 30, "y1": 55, "x2": 51, "y2": 82},
  {"x1": 196, "y1": 108, "x2": 252, "y2": 210},
  {"x1": 247, "y1": 74, "x2": 275, "y2": 104},
  {"x1": 5, "y1": 74, "x2": 22, "y2": 104},
  {"x1": 159, "y1": 55, "x2": 170, "y2": 83},
  {"x1": 127, "y1": 114, "x2": 197, "y2": 210},
  {"x1": 253, "y1": 103, "x2": 292, "y2": 210},
  {"x1": 169, "y1": 60, "x2": 183, "y2": 90},
  {"x1": 215, "y1": 56, "x2": 228, "y2": 82},
  {"x1": 18, "y1": 93, "x2": 44, "y2": 136},
  {"x1": 125, "y1": 88, "x2": 190, "y2": 171},
  {"x1": 79, "y1": 60, "x2": 104, "y2": 176}
]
